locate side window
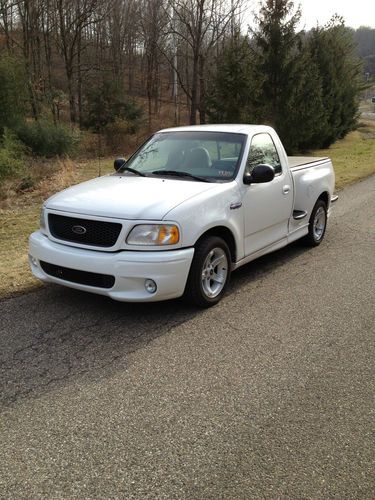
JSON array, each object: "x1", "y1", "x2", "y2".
[{"x1": 245, "y1": 133, "x2": 282, "y2": 176}]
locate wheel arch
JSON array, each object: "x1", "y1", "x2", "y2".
[
  {"x1": 195, "y1": 226, "x2": 237, "y2": 263},
  {"x1": 317, "y1": 191, "x2": 329, "y2": 208}
]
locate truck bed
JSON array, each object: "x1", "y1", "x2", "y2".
[{"x1": 288, "y1": 156, "x2": 329, "y2": 170}]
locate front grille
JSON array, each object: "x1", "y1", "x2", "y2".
[
  {"x1": 48, "y1": 214, "x2": 122, "y2": 247},
  {"x1": 40, "y1": 261, "x2": 115, "y2": 289}
]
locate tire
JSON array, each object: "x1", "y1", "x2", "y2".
[
  {"x1": 184, "y1": 236, "x2": 231, "y2": 308},
  {"x1": 302, "y1": 199, "x2": 327, "y2": 247}
]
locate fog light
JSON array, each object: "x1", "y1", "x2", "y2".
[
  {"x1": 144, "y1": 279, "x2": 157, "y2": 294},
  {"x1": 29, "y1": 254, "x2": 38, "y2": 267}
]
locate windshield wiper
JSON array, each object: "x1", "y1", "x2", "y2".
[
  {"x1": 152, "y1": 170, "x2": 209, "y2": 182},
  {"x1": 119, "y1": 165, "x2": 146, "y2": 177}
]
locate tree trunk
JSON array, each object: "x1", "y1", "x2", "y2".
[
  {"x1": 42, "y1": 1, "x2": 56, "y2": 124},
  {"x1": 77, "y1": 27, "x2": 83, "y2": 128},
  {"x1": 66, "y1": 66, "x2": 76, "y2": 124},
  {"x1": 199, "y1": 55, "x2": 206, "y2": 124},
  {"x1": 190, "y1": 51, "x2": 199, "y2": 125}
]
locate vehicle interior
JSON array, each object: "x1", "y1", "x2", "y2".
[{"x1": 125, "y1": 131, "x2": 246, "y2": 181}]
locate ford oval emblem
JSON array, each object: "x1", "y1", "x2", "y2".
[{"x1": 72, "y1": 225, "x2": 87, "y2": 235}]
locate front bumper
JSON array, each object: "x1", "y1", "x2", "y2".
[{"x1": 29, "y1": 231, "x2": 194, "y2": 302}]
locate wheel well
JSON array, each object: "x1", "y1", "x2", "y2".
[
  {"x1": 317, "y1": 191, "x2": 329, "y2": 207},
  {"x1": 196, "y1": 226, "x2": 237, "y2": 263}
]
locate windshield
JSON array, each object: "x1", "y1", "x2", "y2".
[{"x1": 118, "y1": 131, "x2": 246, "y2": 182}]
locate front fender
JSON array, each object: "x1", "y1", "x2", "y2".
[{"x1": 164, "y1": 182, "x2": 245, "y2": 262}]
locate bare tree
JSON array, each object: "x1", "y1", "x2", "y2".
[
  {"x1": 0, "y1": 0, "x2": 17, "y2": 49},
  {"x1": 15, "y1": 0, "x2": 47, "y2": 119},
  {"x1": 53, "y1": 0, "x2": 104, "y2": 124},
  {"x1": 139, "y1": 0, "x2": 167, "y2": 127},
  {"x1": 163, "y1": 0, "x2": 244, "y2": 124},
  {"x1": 0, "y1": 0, "x2": 248, "y2": 131}
]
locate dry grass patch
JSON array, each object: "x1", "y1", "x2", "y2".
[
  {"x1": 0, "y1": 157, "x2": 113, "y2": 298},
  {"x1": 0, "y1": 206, "x2": 40, "y2": 297},
  {"x1": 312, "y1": 119, "x2": 375, "y2": 189}
]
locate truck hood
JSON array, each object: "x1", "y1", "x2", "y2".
[{"x1": 45, "y1": 174, "x2": 217, "y2": 220}]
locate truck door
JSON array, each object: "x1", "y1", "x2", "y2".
[{"x1": 242, "y1": 133, "x2": 293, "y2": 256}]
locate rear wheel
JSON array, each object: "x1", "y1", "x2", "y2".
[
  {"x1": 184, "y1": 236, "x2": 231, "y2": 307},
  {"x1": 302, "y1": 199, "x2": 327, "y2": 247}
]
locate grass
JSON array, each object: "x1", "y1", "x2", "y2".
[
  {"x1": 312, "y1": 119, "x2": 375, "y2": 189},
  {"x1": 0, "y1": 120, "x2": 374, "y2": 299},
  {"x1": 0, "y1": 158, "x2": 113, "y2": 298}
]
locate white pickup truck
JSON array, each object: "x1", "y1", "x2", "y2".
[{"x1": 29, "y1": 125, "x2": 337, "y2": 307}]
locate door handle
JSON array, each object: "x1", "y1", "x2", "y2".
[{"x1": 282, "y1": 185, "x2": 291, "y2": 194}]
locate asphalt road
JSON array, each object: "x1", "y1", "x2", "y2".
[{"x1": 1, "y1": 176, "x2": 374, "y2": 499}]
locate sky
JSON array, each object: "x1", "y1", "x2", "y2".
[
  {"x1": 244, "y1": 0, "x2": 374, "y2": 30},
  {"x1": 297, "y1": 0, "x2": 374, "y2": 29}
]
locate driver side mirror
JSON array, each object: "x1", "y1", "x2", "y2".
[
  {"x1": 243, "y1": 164, "x2": 275, "y2": 185},
  {"x1": 114, "y1": 157, "x2": 127, "y2": 171}
]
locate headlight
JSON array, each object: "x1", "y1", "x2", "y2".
[
  {"x1": 40, "y1": 207, "x2": 47, "y2": 233},
  {"x1": 127, "y1": 224, "x2": 180, "y2": 246}
]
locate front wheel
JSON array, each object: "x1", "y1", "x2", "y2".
[
  {"x1": 184, "y1": 236, "x2": 231, "y2": 308},
  {"x1": 302, "y1": 199, "x2": 327, "y2": 247}
]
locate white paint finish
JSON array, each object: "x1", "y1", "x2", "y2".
[
  {"x1": 288, "y1": 156, "x2": 329, "y2": 168},
  {"x1": 29, "y1": 125, "x2": 336, "y2": 302},
  {"x1": 45, "y1": 174, "x2": 217, "y2": 220},
  {"x1": 29, "y1": 231, "x2": 194, "y2": 302},
  {"x1": 232, "y1": 236, "x2": 289, "y2": 270},
  {"x1": 241, "y1": 172, "x2": 294, "y2": 255},
  {"x1": 236, "y1": 127, "x2": 294, "y2": 256},
  {"x1": 292, "y1": 162, "x2": 335, "y2": 216},
  {"x1": 164, "y1": 180, "x2": 245, "y2": 260}
]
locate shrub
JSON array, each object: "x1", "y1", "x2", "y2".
[
  {"x1": 16, "y1": 174, "x2": 35, "y2": 192},
  {"x1": 0, "y1": 55, "x2": 28, "y2": 133},
  {"x1": 16, "y1": 120, "x2": 77, "y2": 157},
  {"x1": 84, "y1": 80, "x2": 143, "y2": 132},
  {"x1": 103, "y1": 118, "x2": 144, "y2": 153},
  {"x1": 0, "y1": 129, "x2": 25, "y2": 183}
]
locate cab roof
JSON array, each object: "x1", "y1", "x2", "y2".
[{"x1": 157, "y1": 124, "x2": 275, "y2": 136}]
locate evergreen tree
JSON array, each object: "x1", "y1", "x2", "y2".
[
  {"x1": 250, "y1": 0, "x2": 302, "y2": 125},
  {"x1": 249, "y1": 0, "x2": 329, "y2": 152},
  {"x1": 206, "y1": 33, "x2": 261, "y2": 124},
  {"x1": 308, "y1": 16, "x2": 364, "y2": 147},
  {"x1": 277, "y1": 46, "x2": 327, "y2": 152},
  {"x1": 84, "y1": 80, "x2": 143, "y2": 133}
]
